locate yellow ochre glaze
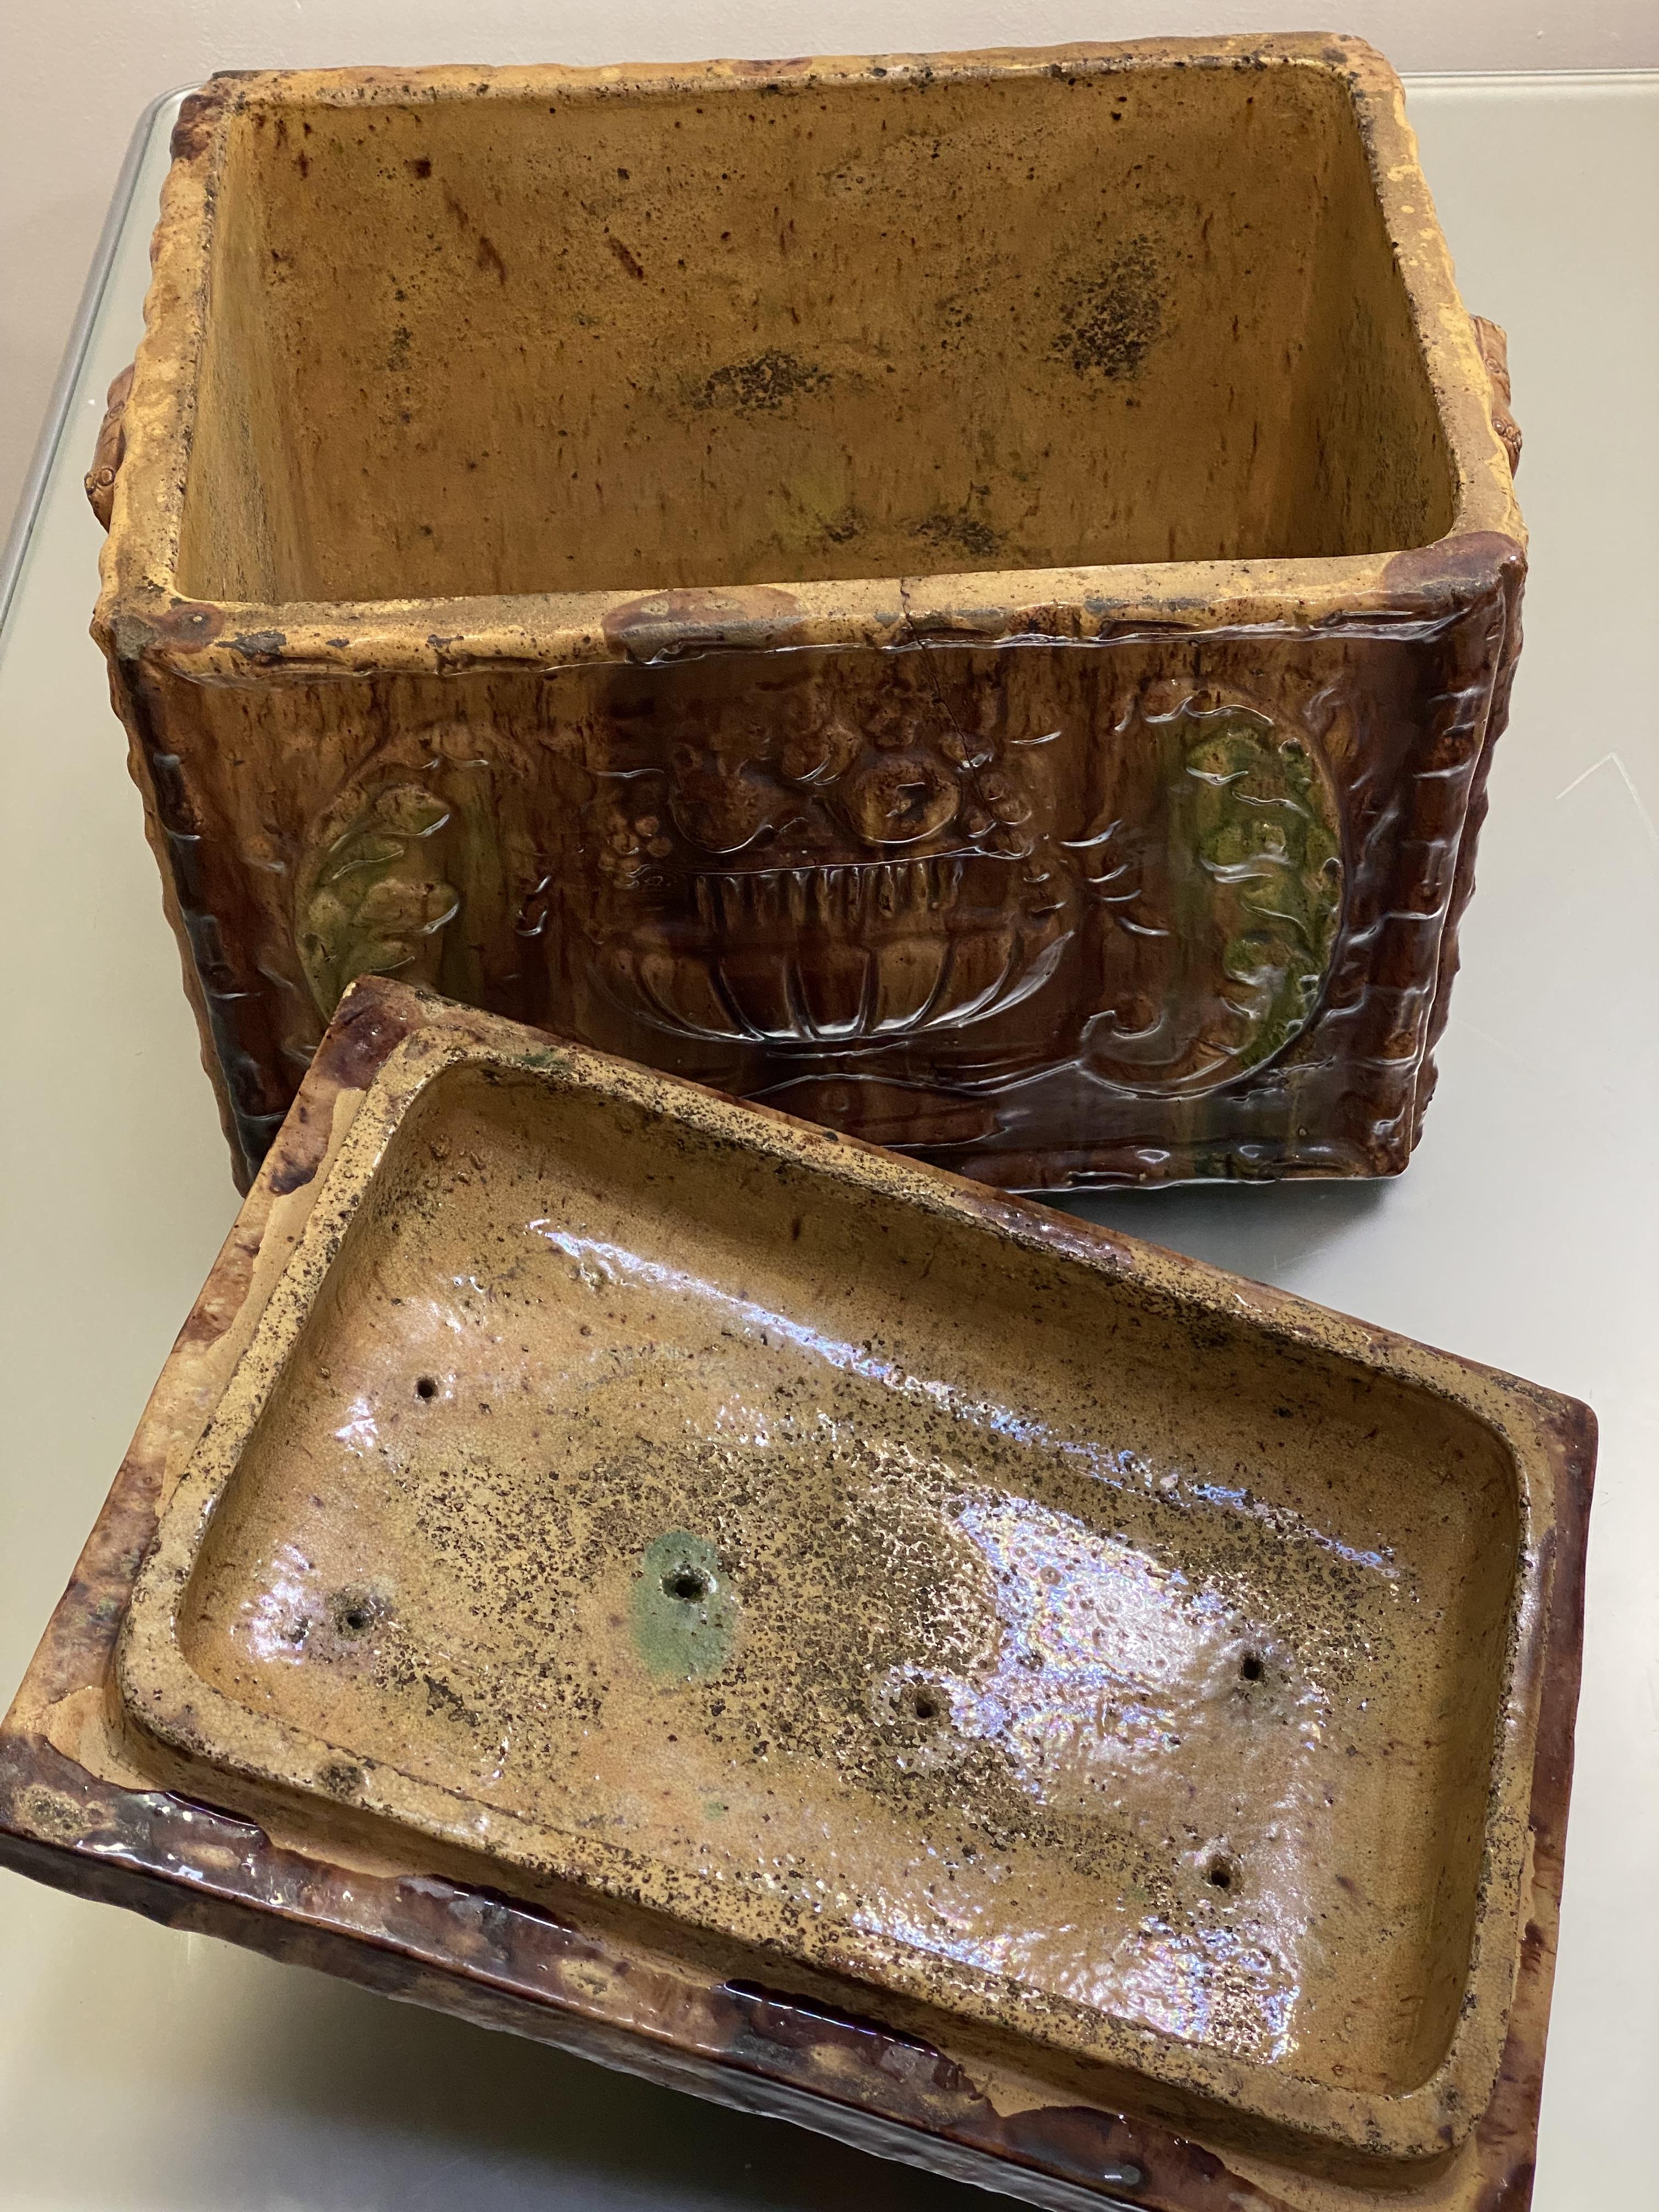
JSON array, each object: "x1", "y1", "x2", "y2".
[{"x1": 159, "y1": 1053, "x2": 1520, "y2": 2108}]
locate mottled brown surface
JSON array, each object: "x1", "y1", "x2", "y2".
[
  {"x1": 89, "y1": 38, "x2": 1525, "y2": 1192},
  {"x1": 1, "y1": 981, "x2": 1593, "y2": 2210}
]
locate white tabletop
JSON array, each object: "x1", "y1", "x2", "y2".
[{"x1": 1, "y1": 71, "x2": 1654, "y2": 2212}]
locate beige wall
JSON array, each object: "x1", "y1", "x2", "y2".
[{"x1": 4, "y1": 0, "x2": 1654, "y2": 539}]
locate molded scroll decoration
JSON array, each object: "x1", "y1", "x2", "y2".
[
  {"x1": 1076, "y1": 698, "x2": 1344, "y2": 1097},
  {"x1": 1471, "y1": 315, "x2": 1521, "y2": 477},
  {"x1": 569, "y1": 700, "x2": 1077, "y2": 1047},
  {"x1": 296, "y1": 784, "x2": 460, "y2": 1017}
]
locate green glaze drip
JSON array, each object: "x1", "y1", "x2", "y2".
[
  {"x1": 630, "y1": 1530, "x2": 737, "y2": 1681},
  {"x1": 1177, "y1": 709, "x2": 1342, "y2": 1078}
]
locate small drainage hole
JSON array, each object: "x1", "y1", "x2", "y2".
[
  {"x1": 416, "y1": 1376, "x2": 438, "y2": 1402},
  {"x1": 1240, "y1": 1651, "x2": 1265, "y2": 1684},
  {"x1": 912, "y1": 1690, "x2": 940, "y2": 1723},
  {"x1": 1206, "y1": 1855, "x2": 1236, "y2": 1892},
  {"x1": 664, "y1": 1568, "x2": 708, "y2": 1603}
]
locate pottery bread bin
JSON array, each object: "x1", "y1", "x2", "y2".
[
  {"x1": 1, "y1": 980, "x2": 1592, "y2": 2211},
  {"x1": 91, "y1": 35, "x2": 1525, "y2": 1192}
]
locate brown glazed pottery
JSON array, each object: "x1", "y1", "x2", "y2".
[
  {"x1": 89, "y1": 36, "x2": 1523, "y2": 1192},
  {"x1": 1, "y1": 980, "x2": 1592, "y2": 2210}
]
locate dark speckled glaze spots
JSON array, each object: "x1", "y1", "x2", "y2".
[
  {"x1": 100, "y1": 983, "x2": 1578, "y2": 2176},
  {"x1": 0, "y1": 980, "x2": 1595, "y2": 2212}
]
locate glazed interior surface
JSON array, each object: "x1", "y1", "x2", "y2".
[
  {"x1": 176, "y1": 1062, "x2": 1531, "y2": 2097},
  {"x1": 174, "y1": 62, "x2": 1455, "y2": 602},
  {"x1": 171, "y1": 1061, "x2": 1522, "y2": 2095}
]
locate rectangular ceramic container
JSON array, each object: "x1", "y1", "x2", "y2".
[
  {"x1": 1, "y1": 981, "x2": 1592, "y2": 2211},
  {"x1": 89, "y1": 36, "x2": 1525, "y2": 1191}
]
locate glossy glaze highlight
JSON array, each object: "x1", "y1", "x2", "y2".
[{"x1": 163, "y1": 1052, "x2": 1520, "y2": 2102}]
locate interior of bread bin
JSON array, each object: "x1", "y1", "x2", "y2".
[{"x1": 173, "y1": 61, "x2": 1457, "y2": 606}]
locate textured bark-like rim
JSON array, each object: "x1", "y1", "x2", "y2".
[
  {"x1": 104, "y1": 982, "x2": 1561, "y2": 2166},
  {"x1": 93, "y1": 35, "x2": 1525, "y2": 681},
  {"x1": 0, "y1": 979, "x2": 1595, "y2": 2210}
]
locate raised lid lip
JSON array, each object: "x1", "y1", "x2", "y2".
[
  {"x1": 113, "y1": 980, "x2": 1564, "y2": 2166},
  {"x1": 95, "y1": 35, "x2": 1525, "y2": 681}
]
